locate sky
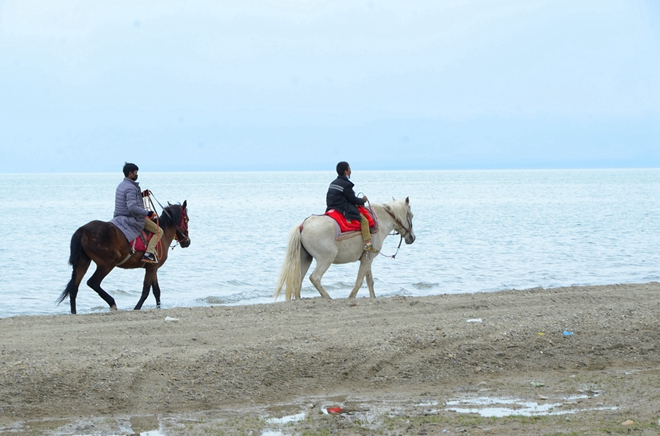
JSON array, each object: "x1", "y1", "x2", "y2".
[{"x1": 1, "y1": 0, "x2": 658, "y2": 172}]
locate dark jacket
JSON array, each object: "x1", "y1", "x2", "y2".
[
  {"x1": 326, "y1": 176, "x2": 365, "y2": 221},
  {"x1": 110, "y1": 177, "x2": 150, "y2": 241}
]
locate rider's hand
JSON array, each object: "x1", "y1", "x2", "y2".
[
  {"x1": 362, "y1": 196, "x2": 368, "y2": 203},
  {"x1": 147, "y1": 211, "x2": 155, "y2": 218}
]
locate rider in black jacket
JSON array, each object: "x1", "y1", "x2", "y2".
[{"x1": 326, "y1": 161, "x2": 377, "y2": 252}]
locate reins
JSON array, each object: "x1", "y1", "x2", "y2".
[
  {"x1": 144, "y1": 191, "x2": 189, "y2": 249},
  {"x1": 142, "y1": 192, "x2": 164, "y2": 259},
  {"x1": 363, "y1": 200, "x2": 407, "y2": 259},
  {"x1": 378, "y1": 233, "x2": 404, "y2": 259}
]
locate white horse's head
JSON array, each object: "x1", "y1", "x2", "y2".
[{"x1": 386, "y1": 197, "x2": 416, "y2": 244}]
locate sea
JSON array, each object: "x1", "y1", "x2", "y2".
[{"x1": 1, "y1": 169, "x2": 658, "y2": 318}]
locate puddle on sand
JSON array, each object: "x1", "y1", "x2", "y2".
[
  {"x1": 5, "y1": 409, "x2": 310, "y2": 436},
  {"x1": 0, "y1": 393, "x2": 620, "y2": 434},
  {"x1": 266, "y1": 412, "x2": 306, "y2": 425},
  {"x1": 262, "y1": 412, "x2": 307, "y2": 434},
  {"x1": 18, "y1": 414, "x2": 167, "y2": 435},
  {"x1": 418, "y1": 400, "x2": 439, "y2": 407},
  {"x1": 445, "y1": 396, "x2": 618, "y2": 417}
]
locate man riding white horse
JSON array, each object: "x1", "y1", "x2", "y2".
[
  {"x1": 275, "y1": 189, "x2": 415, "y2": 300},
  {"x1": 326, "y1": 161, "x2": 377, "y2": 253}
]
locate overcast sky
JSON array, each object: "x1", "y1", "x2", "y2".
[{"x1": 1, "y1": 0, "x2": 658, "y2": 172}]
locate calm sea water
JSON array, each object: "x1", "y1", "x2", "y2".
[{"x1": 1, "y1": 169, "x2": 658, "y2": 318}]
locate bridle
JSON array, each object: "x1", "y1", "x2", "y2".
[
  {"x1": 380, "y1": 205, "x2": 413, "y2": 258},
  {"x1": 149, "y1": 192, "x2": 190, "y2": 246},
  {"x1": 173, "y1": 208, "x2": 190, "y2": 244},
  {"x1": 384, "y1": 205, "x2": 413, "y2": 238}
]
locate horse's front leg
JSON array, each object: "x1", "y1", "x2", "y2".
[
  {"x1": 348, "y1": 256, "x2": 374, "y2": 298},
  {"x1": 365, "y1": 268, "x2": 376, "y2": 298},
  {"x1": 152, "y1": 274, "x2": 161, "y2": 308},
  {"x1": 135, "y1": 268, "x2": 157, "y2": 310}
]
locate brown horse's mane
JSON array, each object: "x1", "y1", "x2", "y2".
[{"x1": 159, "y1": 204, "x2": 183, "y2": 228}]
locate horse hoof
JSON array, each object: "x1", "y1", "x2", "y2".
[{"x1": 110, "y1": 305, "x2": 118, "y2": 311}]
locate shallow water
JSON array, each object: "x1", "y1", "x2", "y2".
[
  {"x1": 1, "y1": 169, "x2": 659, "y2": 317},
  {"x1": 444, "y1": 395, "x2": 618, "y2": 417}
]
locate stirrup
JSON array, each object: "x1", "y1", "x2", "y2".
[
  {"x1": 363, "y1": 242, "x2": 378, "y2": 253},
  {"x1": 141, "y1": 252, "x2": 158, "y2": 264}
]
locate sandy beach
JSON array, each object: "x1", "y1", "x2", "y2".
[{"x1": 2, "y1": 283, "x2": 660, "y2": 435}]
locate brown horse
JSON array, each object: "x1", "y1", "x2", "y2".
[{"x1": 57, "y1": 202, "x2": 191, "y2": 314}]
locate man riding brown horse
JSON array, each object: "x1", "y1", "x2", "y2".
[{"x1": 111, "y1": 162, "x2": 163, "y2": 263}]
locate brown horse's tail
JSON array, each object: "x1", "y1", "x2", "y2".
[
  {"x1": 68, "y1": 228, "x2": 85, "y2": 267},
  {"x1": 57, "y1": 228, "x2": 87, "y2": 305}
]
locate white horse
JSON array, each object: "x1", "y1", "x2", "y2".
[{"x1": 275, "y1": 197, "x2": 415, "y2": 300}]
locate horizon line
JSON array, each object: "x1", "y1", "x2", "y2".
[{"x1": 1, "y1": 166, "x2": 658, "y2": 175}]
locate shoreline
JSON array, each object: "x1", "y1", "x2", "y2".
[
  {"x1": 2, "y1": 282, "x2": 660, "y2": 434},
  {"x1": 1, "y1": 278, "x2": 656, "y2": 321}
]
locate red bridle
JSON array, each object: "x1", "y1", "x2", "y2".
[{"x1": 174, "y1": 208, "x2": 190, "y2": 243}]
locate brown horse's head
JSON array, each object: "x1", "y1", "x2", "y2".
[{"x1": 164, "y1": 200, "x2": 191, "y2": 248}]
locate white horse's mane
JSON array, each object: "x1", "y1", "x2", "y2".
[{"x1": 378, "y1": 198, "x2": 408, "y2": 220}]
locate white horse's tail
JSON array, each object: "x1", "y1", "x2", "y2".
[{"x1": 274, "y1": 224, "x2": 303, "y2": 301}]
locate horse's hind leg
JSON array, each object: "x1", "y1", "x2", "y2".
[
  {"x1": 86, "y1": 265, "x2": 117, "y2": 311},
  {"x1": 296, "y1": 248, "x2": 313, "y2": 299},
  {"x1": 309, "y1": 259, "x2": 332, "y2": 299},
  {"x1": 61, "y1": 256, "x2": 91, "y2": 314}
]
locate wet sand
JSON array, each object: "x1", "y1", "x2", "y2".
[{"x1": 1, "y1": 282, "x2": 660, "y2": 435}]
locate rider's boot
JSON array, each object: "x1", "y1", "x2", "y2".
[
  {"x1": 142, "y1": 252, "x2": 158, "y2": 264},
  {"x1": 363, "y1": 241, "x2": 378, "y2": 253}
]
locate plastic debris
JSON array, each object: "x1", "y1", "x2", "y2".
[
  {"x1": 326, "y1": 407, "x2": 343, "y2": 414},
  {"x1": 530, "y1": 382, "x2": 545, "y2": 387},
  {"x1": 466, "y1": 319, "x2": 482, "y2": 323},
  {"x1": 563, "y1": 330, "x2": 573, "y2": 336},
  {"x1": 165, "y1": 316, "x2": 179, "y2": 322}
]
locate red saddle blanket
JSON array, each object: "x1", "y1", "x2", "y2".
[
  {"x1": 325, "y1": 206, "x2": 375, "y2": 232},
  {"x1": 131, "y1": 231, "x2": 158, "y2": 252}
]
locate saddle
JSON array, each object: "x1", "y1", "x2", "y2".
[
  {"x1": 130, "y1": 229, "x2": 160, "y2": 253},
  {"x1": 325, "y1": 206, "x2": 376, "y2": 233}
]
